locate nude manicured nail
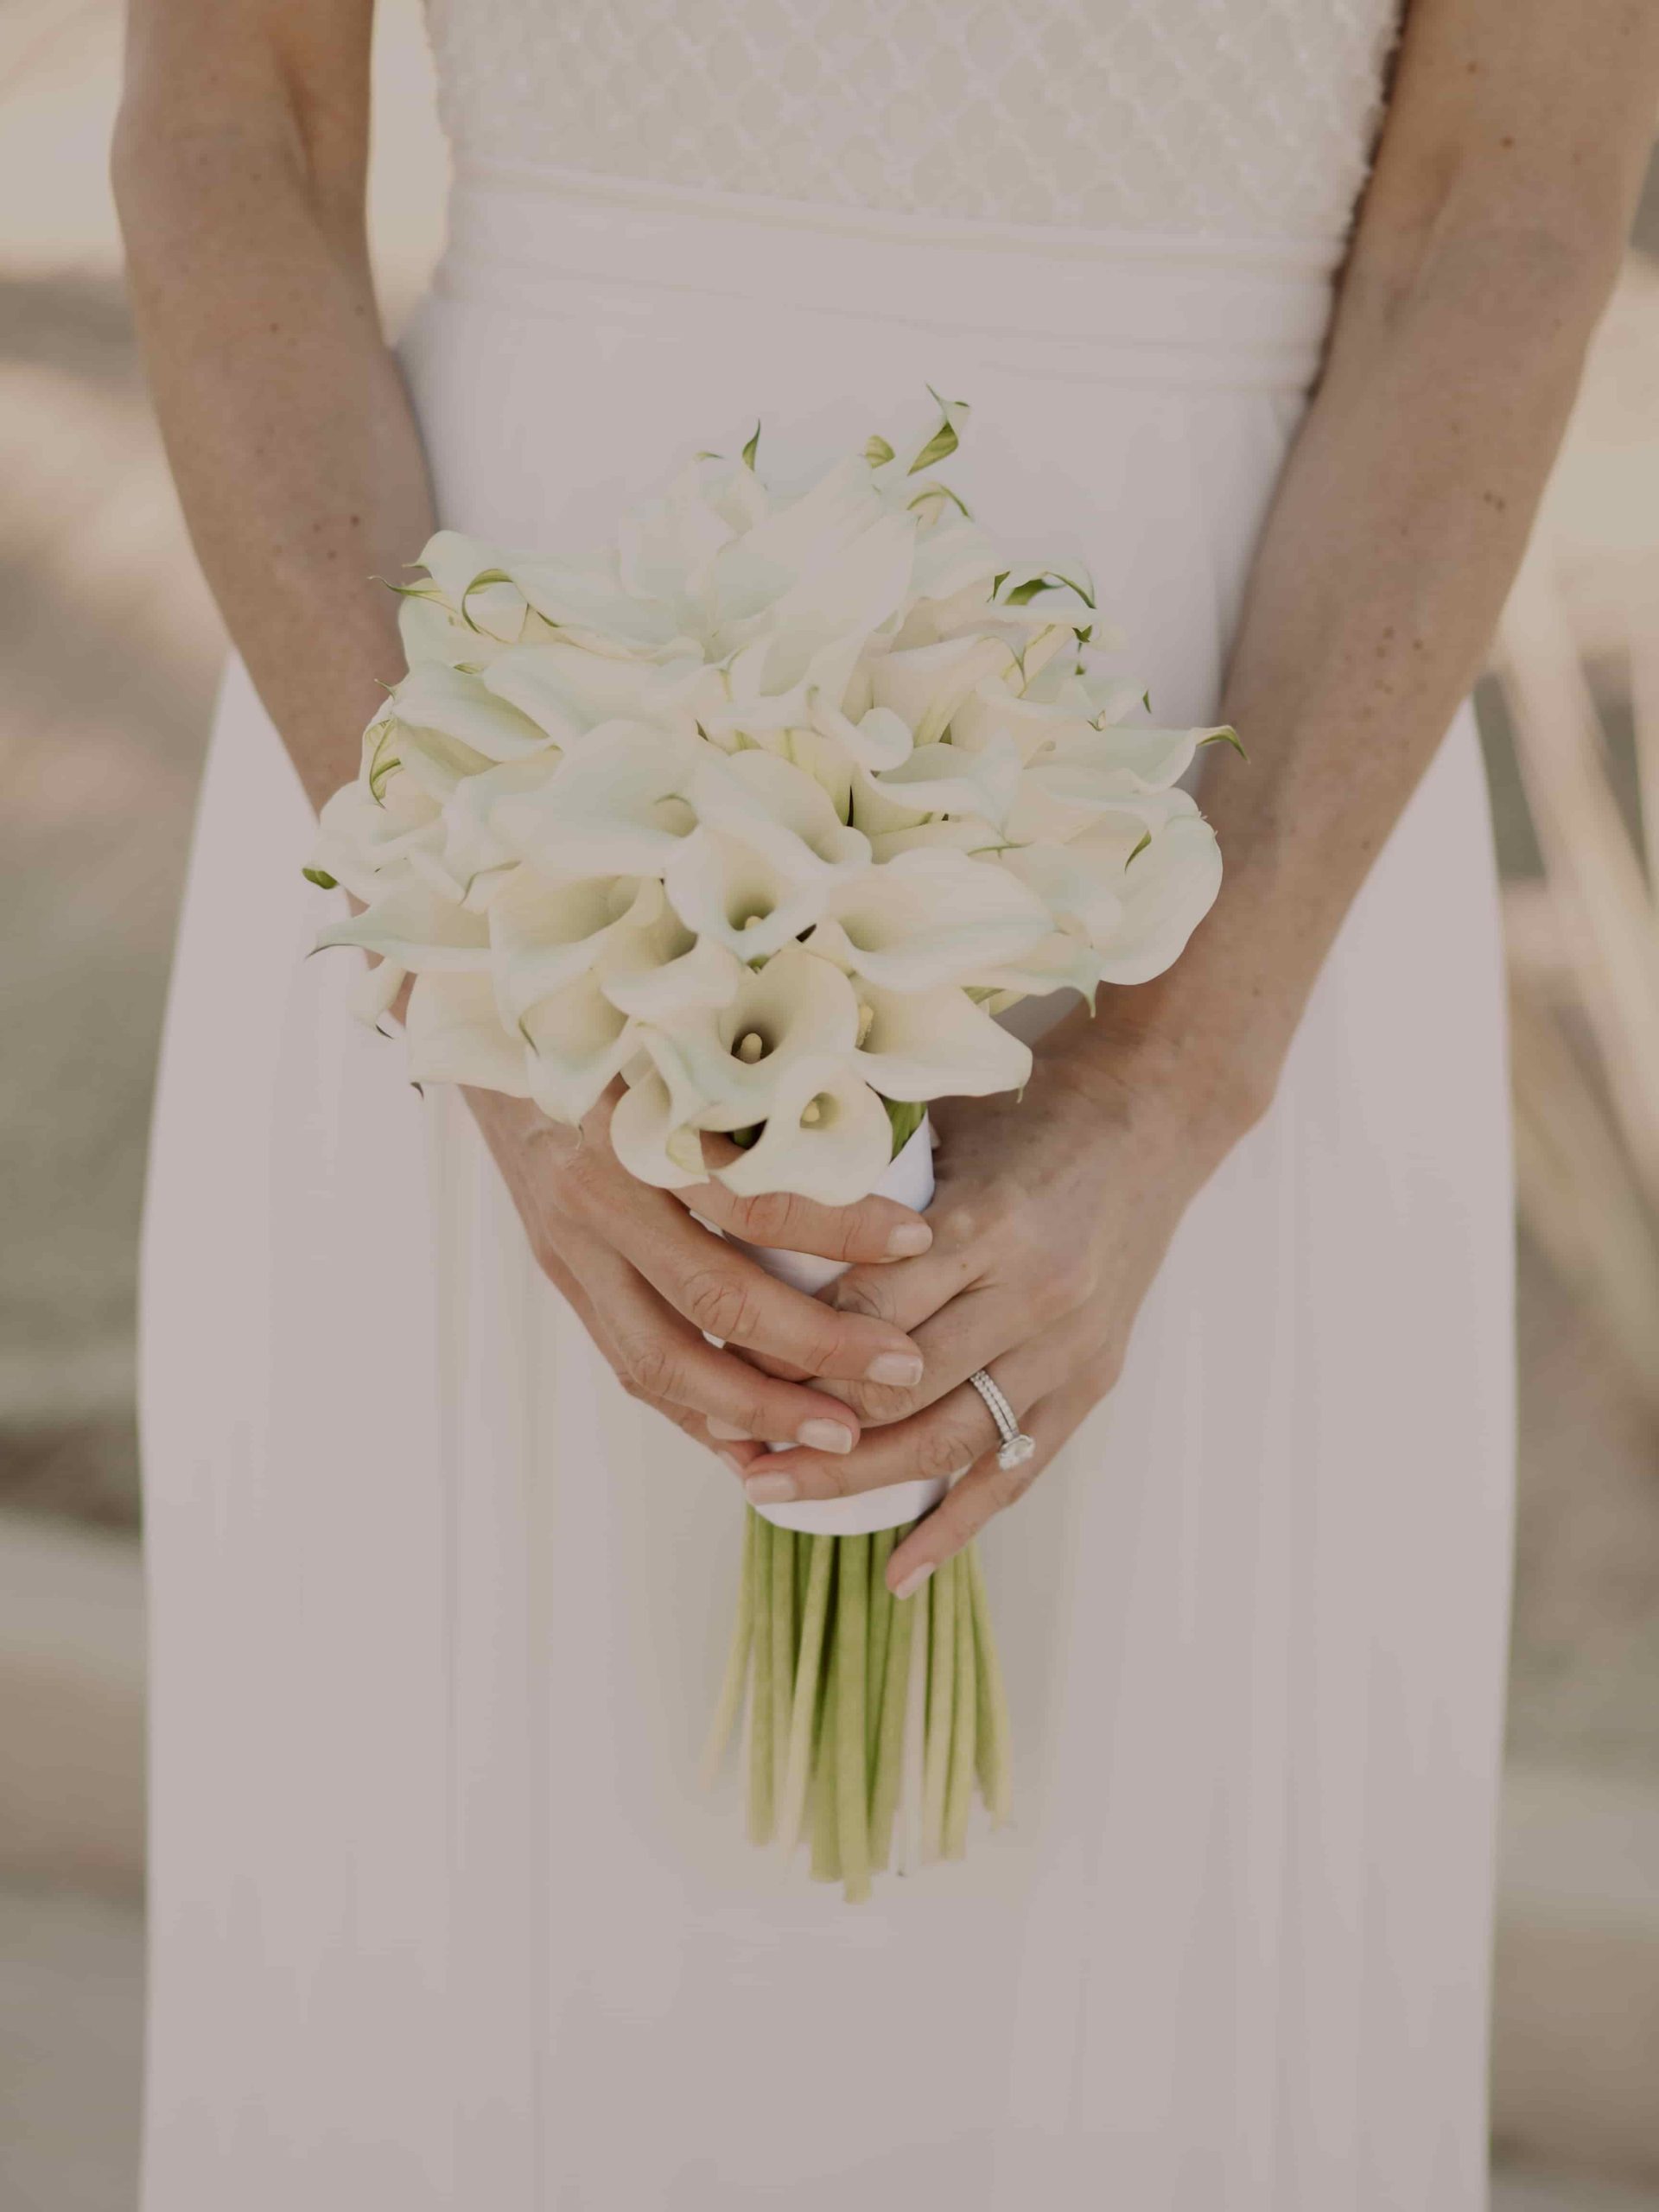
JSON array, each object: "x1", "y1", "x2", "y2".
[
  {"x1": 717, "y1": 1451, "x2": 749, "y2": 1477},
  {"x1": 797, "y1": 1419, "x2": 855, "y2": 1455},
  {"x1": 745, "y1": 1471, "x2": 798, "y2": 1504},
  {"x1": 706, "y1": 1417, "x2": 750, "y2": 1440},
  {"x1": 865, "y1": 1351, "x2": 924, "y2": 1388},
  {"x1": 885, "y1": 1222, "x2": 932, "y2": 1258},
  {"x1": 892, "y1": 1562, "x2": 935, "y2": 1601}
]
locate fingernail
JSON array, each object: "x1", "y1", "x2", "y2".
[
  {"x1": 865, "y1": 1351, "x2": 924, "y2": 1388},
  {"x1": 706, "y1": 1417, "x2": 749, "y2": 1441},
  {"x1": 893, "y1": 1562, "x2": 935, "y2": 1601},
  {"x1": 885, "y1": 1222, "x2": 932, "y2": 1258},
  {"x1": 797, "y1": 1419, "x2": 855, "y2": 1455},
  {"x1": 718, "y1": 1451, "x2": 748, "y2": 1477},
  {"x1": 745, "y1": 1471, "x2": 798, "y2": 1504}
]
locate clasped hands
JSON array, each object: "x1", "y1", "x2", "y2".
[{"x1": 467, "y1": 1013, "x2": 1235, "y2": 1598}]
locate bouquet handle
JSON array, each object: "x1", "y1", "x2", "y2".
[{"x1": 730, "y1": 1117, "x2": 949, "y2": 1539}]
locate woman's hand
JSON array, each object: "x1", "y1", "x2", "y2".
[
  {"x1": 736, "y1": 1011, "x2": 1252, "y2": 1595},
  {"x1": 465, "y1": 1083, "x2": 931, "y2": 1467}
]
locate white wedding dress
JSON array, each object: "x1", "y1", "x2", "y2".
[{"x1": 139, "y1": 4, "x2": 1516, "y2": 2206}]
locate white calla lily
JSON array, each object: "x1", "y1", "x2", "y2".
[
  {"x1": 662, "y1": 834, "x2": 823, "y2": 960},
  {"x1": 852, "y1": 734, "x2": 1022, "y2": 835},
  {"x1": 317, "y1": 880, "x2": 490, "y2": 971},
  {"x1": 809, "y1": 846, "x2": 1050, "y2": 993},
  {"x1": 712, "y1": 1054, "x2": 894, "y2": 1207},
  {"x1": 853, "y1": 982, "x2": 1032, "y2": 1101},
  {"x1": 397, "y1": 588, "x2": 515, "y2": 671},
  {"x1": 406, "y1": 972, "x2": 529, "y2": 1094},
  {"x1": 805, "y1": 695, "x2": 913, "y2": 774},
  {"x1": 481, "y1": 642, "x2": 717, "y2": 745},
  {"x1": 439, "y1": 755, "x2": 563, "y2": 905},
  {"x1": 493, "y1": 722, "x2": 701, "y2": 880},
  {"x1": 308, "y1": 778, "x2": 442, "y2": 900},
  {"x1": 346, "y1": 956, "x2": 407, "y2": 1032},
  {"x1": 870, "y1": 634, "x2": 1016, "y2": 747},
  {"x1": 520, "y1": 969, "x2": 636, "y2": 1123},
  {"x1": 1071, "y1": 810, "x2": 1224, "y2": 985},
  {"x1": 970, "y1": 930, "x2": 1104, "y2": 1008},
  {"x1": 489, "y1": 868, "x2": 654, "y2": 1025},
  {"x1": 391, "y1": 662, "x2": 555, "y2": 762},
  {"x1": 609, "y1": 1069, "x2": 710, "y2": 1190},
  {"x1": 599, "y1": 926, "x2": 747, "y2": 1021},
  {"x1": 689, "y1": 749, "x2": 869, "y2": 879},
  {"x1": 638, "y1": 945, "x2": 861, "y2": 1128}
]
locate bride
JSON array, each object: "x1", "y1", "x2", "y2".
[{"x1": 116, "y1": 1, "x2": 1657, "y2": 2204}]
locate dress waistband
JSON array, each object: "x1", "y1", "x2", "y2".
[{"x1": 435, "y1": 158, "x2": 1343, "y2": 396}]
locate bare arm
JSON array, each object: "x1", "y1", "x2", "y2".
[
  {"x1": 114, "y1": 0, "x2": 933, "y2": 1459},
  {"x1": 753, "y1": 0, "x2": 1659, "y2": 1585},
  {"x1": 1141, "y1": 0, "x2": 1659, "y2": 1126},
  {"x1": 114, "y1": 0, "x2": 425, "y2": 810}
]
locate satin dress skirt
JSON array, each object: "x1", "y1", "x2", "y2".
[{"x1": 140, "y1": 167, "x2": 1515, "y2": 2211}]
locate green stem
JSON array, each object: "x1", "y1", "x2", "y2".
[
  {"x1": 967, "y1": 1541, "x2": 1014, "y2": 1825},
  {"x1": 769, "y1": 1522, "x2": 796, "y2": 1803},
  {"x1": 836, "y1": 1532, "x2": 872, "y2": 1903},
  {"x1": 810, "y1": 1638, "x2": 841, "y2": 1884},
  {"x1": 697, "y1": 1502, "x2": 754, "y2": 1789},
  {"x1": 921, "y1": 1548, "x2": 957, "y2": 1862},
  {"x1": 868, "y1": 1533, "x2": 918, "y2": 1872},
  {"x1": 899, "y1": 1573, "x2": 931, "y2": 1872},
  {"x1": 944, "y1": 1553, "x2": 978, "y2": 1860},
  {"x1": 747, "y1": 1509, "x2": 775, "y2": 1847},
  {"x1": 778, "y1": 1535, "x2": 834, "y2": 1856},
  {"x1": 866, "y1": 1527, "x2": 896, "y2": 1775}
]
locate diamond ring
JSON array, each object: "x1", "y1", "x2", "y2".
[{"x1": 966, "y1": 1369, "x2": 1037, "y2": 1472}]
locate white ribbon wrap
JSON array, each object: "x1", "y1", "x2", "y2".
[{"x1": 736, "y1": 1117, "x2": 945, "y2": 1537}]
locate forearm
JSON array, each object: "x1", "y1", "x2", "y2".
[
  {"x1": 1134, "y1": 227, "x2": 1613, "y2": 1123},
  {"x1": 1062, "y1": 0, "x2": 1659, "y2": 1141},
  {"x1": 114, "y1": 66, "x2": 433, "y2": 810}
]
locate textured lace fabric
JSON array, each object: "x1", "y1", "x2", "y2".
[{"x1": 424, "y1": 0, "x2": 1402, "y2": 243}]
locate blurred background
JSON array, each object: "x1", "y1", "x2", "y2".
[{"x1": 2, "y1": 3, "x2": 1657, "y2": 2205}]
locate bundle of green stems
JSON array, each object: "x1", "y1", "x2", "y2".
[{"x1": 701, "y1": 1508, "x2": 1014, "y2": 1903}]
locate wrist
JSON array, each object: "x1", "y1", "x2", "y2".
[{"x1": 1039, "y1": 969, "x2": 1287, "y2": 1162}]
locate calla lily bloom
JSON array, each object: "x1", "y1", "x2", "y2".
[
  {"x1": 853, "y1": 982, "x2": 1033, "y2": 1101},
  {"x1": 712, "y1": 1053, "x2": 894, "y2": 1207},
  {"x1": 520, "y1": 969, "x2": 637, "y2": 1123},
  {"x1": 493, "y1": 722, "x2": 702, "y2": 880},
  {"x1": 406, "y1": 971, "x2": 531, "y2": 1095},
  {"x1": 317, "y1": 880, "x2": 491, "y2": 972},
  {"x1": 810, "y1": 846, "x2": 1051, "y2": 993}
]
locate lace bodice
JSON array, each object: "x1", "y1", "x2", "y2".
[{"x1": 424, "y1": 0, "x2": 1401, "y2": 244}]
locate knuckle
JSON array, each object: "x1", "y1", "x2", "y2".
[
  {"x1": 553, "y1": 1132, "x2": 610, "y2": 1212},
  {"x1": 839, "y1": 1377, "x2": 916, "y2": 1425},
  {"x1": 824, "y1": 1272, "x2": 895, "y2": 1325},
  {"x1": 915, "y1": 1416, "x2": 977, "y2": 1484},
  {"x1": 741, "y1": 1188, "x2": 810, "y2": 1249},
  {"x1": 1043, "y1": 1252, "x2": 1095, "y2": 1313},
  {"x1": 620, "y1": 1335, "x2": 679, "y2": 1404},
  {"x1": 679, "y1": 1267, "x2": 761, "y2": 1344}
]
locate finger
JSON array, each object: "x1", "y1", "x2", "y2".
[
  {"x1": 639, "y1": 1393, "x2": 771, "y2": 1480},
  {"x1": 817, "y1": 1241, "x2": 982, "y2": 1338},
  {"x1": 607, "y1": 1195, "x2": 927, "y2": 1389},
  {"x1": 593, "y1": 1253, "x2": 873, "y2": 1451},
  {"x1": 884, "y1": 1385, "x2": 1088, "y2": 1592},
  {"x1": 747, "y1": 1331, "x2": 1065, "y2": 1505},
  {"x1": 683, "y1": 1135, "x2": 934, "y2": 1266},
  {"x1": 821, "y1": 1282, "x2": 1045, "y2": 1428}
]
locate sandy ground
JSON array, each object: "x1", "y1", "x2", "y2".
[{"x1": 2, "y1": 3, "x2": 1658, "y2": 2204}]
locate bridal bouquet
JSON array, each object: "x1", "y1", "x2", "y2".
[{"x1": 308, "y1": 396, "x2": 1230, "y2": 1898}]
